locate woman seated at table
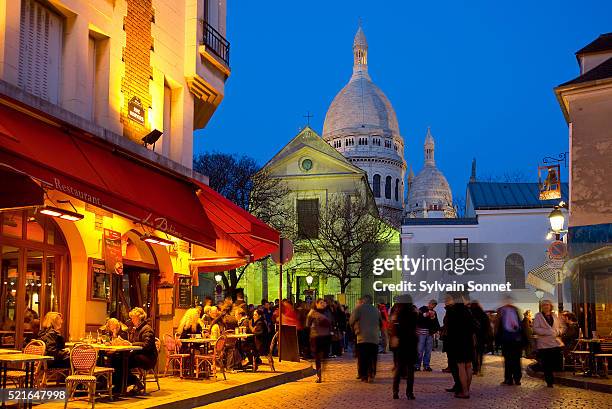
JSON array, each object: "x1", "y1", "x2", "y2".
[
  {"x1": 176, "y1": 308, "x2": 203, "y2": 353},
  {"x1": 246, "y1": 309, "x2": 269, "y2": 369},
  {"x1": 209, "y1": 307, "x2": 223, "y2": 340},
  {"x1": 38, "y1": 312, "x2": 70, "y2": 368},
  {"x1": 126, "y1": 307, "x2": 157, "y2": 394},
  {"x1": 100, "y1": 318, "x2": 129, "y2": 343}
]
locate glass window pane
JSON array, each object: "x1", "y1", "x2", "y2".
[
  {"x1": 2, "y1": 210, "x2": 23, "y2": 238},
  {"x1": 45, "y1": 254, "x2": 61, "y2": 312},
  {"x1": 25, "y1": 249, "x2": 42, "y2": 341},
  {"x1": 1, "y1": 245, "x2": 19, "y2": 347},
  {"x1": 26, "y1": 209, "x2": 45, "y2": 242}
]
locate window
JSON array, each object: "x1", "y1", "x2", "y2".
[
  {"x1": 373, "y1": 174, "x2": 381, "y2": 198},
  {"x1": 395, "y1": 179, "x2": 399, "y2": 201},
  {"x1": 505, "y1": 253, "x2": 525, "y2": 289},
  {"x1": 453, "y1": 238, "x2": 468, "y2": 259},
  {"x1": 297, "y1": 199, "x2": 319, "y2": 239},
  {"x1": 18, "y1": 0, "x2": 63, "y2": 103},
  {"x1": 384, "y1": 140, "x2": 391, "y2": 148},
  {"x1": 385, "y1": 176, "x2": 392, "y2": 199}
]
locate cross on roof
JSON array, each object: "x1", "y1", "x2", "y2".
[{"x1": 303, "y1": 111, "x2": 313, "y2": 126}]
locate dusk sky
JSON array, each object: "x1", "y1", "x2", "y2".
[{"x1": 194, "y1": 1, "x2": 609, "y2": 198}]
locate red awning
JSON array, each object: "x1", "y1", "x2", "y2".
[
  {"x1": 193, "y1": 180, "x2": 279, "y2": 272},
  {"x1": 0, "y1": 101, "x2": 216, "y2": 249}
]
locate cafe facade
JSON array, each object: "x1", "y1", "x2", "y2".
[
  {"x1": 555, "y1": 33, "x2": 612, "y2": 338},
  {"x1": 0, "y1": 0, "x2": 278, "y2": 351}
]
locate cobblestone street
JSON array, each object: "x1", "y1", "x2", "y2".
[{"x1": 201, "y1": 351, "x2": 609, "y2": 409}]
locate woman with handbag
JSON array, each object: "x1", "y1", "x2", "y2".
[{"x1": 533, "y1": 300, "x2": 564, "y2": 387}]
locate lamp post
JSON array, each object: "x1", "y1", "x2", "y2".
[
  {"x1": 306, "y1": 274, "x2": 313, "y2": 289},
  {"x1": 548, "y1": 203, "x2": 567, "y2": 311}
]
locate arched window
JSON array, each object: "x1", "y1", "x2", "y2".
[
  {"x1": 505, "y1": 253, "x2": 525, "y2": 289},
  {"x1": 394, "y1": 179, "x2": 399, "y2": 201},
  {"x1": 385, "y1": 176, "x2": 392, "y2": 199},
  {"x1": 373, "y1": 174, "x2": 381, "y2": 198}
]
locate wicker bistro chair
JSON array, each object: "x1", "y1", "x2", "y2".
[
  {"x1": 64, "y1": 344, "x2": 98, "y2": 409},
  {"x1": 5, "y1": 340, "x2": 46, "y2": 387},
  {"x1": 163, "y1": 334, "x2": 189, "y2": 378},
  {"x1": 137, "y1": 337, "x2": 161, "y2": 393},
  {"x1": 194, "y1": 335, "x2": 227, "y2": 380}
]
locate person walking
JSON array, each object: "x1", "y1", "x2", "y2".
[
  {"x1": 378, "y1": 302, "x2": 390, "y2": 353},
  {"x1": 523, "y1": 310, "x2": 535, "y2": 359},
  {"x1": 445, "y1": 294, "x2": 475, "y2": 399},
  {"x1": 389, "y1": 295, "x2": 418, "y2": 400},
  {"x1": 533, "y1": 300, "x2": 564, "y2": 387},
  {"x1": 306, "y1": 298, "x2": 332, "y2": 383},
  {"x1": 415, "y1": 299, "x2": 440, "y2": 371},
  {"x1": 496, "y1": 295, "x2": 525, "y2": 386},
  {"x1": 349, "y1": 294, "x2": 382, "y2": 383},
  {"x1": 470, "y1": 301, "x2": 491, "y2": 376}
]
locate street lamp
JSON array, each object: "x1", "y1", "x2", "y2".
[
  {"x1": 548, "y1": 207, "x2": 565, "y2": 235},
  {"x1": 214, "y1": 273, "x2": 222, "y2": 283},
  {"x1": 305, "y1": 274, "x2": 313, "y2": 288}
]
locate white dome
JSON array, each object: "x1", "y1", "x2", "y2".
[
  {"x1": 407, "y1": 129, "x2": 456, "y2": 218},
  {"x1": 323, "y1": 73, "x2": 400, "y2": 138}
]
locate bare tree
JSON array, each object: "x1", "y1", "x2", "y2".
[
  {"x1": 297, "y1": 192, "x2": 395, "y2": 294},
  {"x1": 193, "y1": 152, "x2": 293, "y2": 296}
]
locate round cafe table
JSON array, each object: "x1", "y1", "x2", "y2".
[
  {"x1": 65, "y1": 342, "x2": 142, "y2": 395},
  {"x1": 0, "y1": 353, "x2": 53, "y2": 409},
  {"x1": 178, "y1": 338, "x2": 215, "y2": 378}
]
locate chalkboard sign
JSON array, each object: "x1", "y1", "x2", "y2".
[{"x1": 176, "y1": 276, "x2": 192, "y2": 308}]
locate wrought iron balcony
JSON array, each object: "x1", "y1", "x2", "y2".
[{"x1": 201, "y1": 20, "x2": 230, "y2": 66}]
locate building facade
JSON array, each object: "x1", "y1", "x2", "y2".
[
  {"x1": 555, "y1": 32, "x2": 612, "y2": 337},
  {"x1": 0, "y1": 0, "x2": 278, "y2": 352},
  {"x1": 322, "y1": 26, "x2": 406, "y2": 226},
  {"x1": 240, "y1": 127, "x2": 402, "y2": 308},
  {"x1": 401, "y1": 181, "x2": 569, "y2": 315}
]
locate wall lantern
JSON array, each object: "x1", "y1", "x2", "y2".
[
  {"x1": 214, "y1": 273, "x2": 223, "y2": 283},
  {"x1": 305, "y1": 274, "x2": 314, "y2": 287},
  {"x1": 141, "y1": 233, "x2": 174, "y2": 247},
  {"x1": 38, "y1": 204, "x2": 84, "y2": 222}
]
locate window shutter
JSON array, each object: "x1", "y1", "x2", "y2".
[{"x1": 18, "y1": 0, "x2": 62, "y2": 103}]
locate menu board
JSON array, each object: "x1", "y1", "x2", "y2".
[
  {"x1": 176, "y1": 276, "x2": 192, "y2": 308},
  {"x1": 90, "y1": 258, "x2": 110, "y2": 301}
]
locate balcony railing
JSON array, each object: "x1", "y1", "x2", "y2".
[{"x1": 201, "y1": 20, "x2": 230, "y2": 66}]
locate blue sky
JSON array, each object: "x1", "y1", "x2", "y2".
[{"x1": 194, "y1": 1, "x2": 608, "y2": 199}]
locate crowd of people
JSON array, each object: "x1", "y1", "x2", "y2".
[
  {"x1": 307, "y1": 292, "x2": 581, "y2": 401},
  {"x1": 29, "y1": 291, "x2": 581, "y2": 400}
]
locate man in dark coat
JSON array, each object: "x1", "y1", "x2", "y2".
[
  {"x1": 389, "y1": 295, "x2": 418, "y2": 400},
  {"x1": 495, "y1": 296, "x2": 525, "y2": 385},
  {"x1": 124, "y1": 308, "x2": 157, "y2": 393}
]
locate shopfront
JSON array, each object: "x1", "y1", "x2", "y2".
[
  {"x1": 0, "y1": 95, "x2": 279, "y2": 348},
  {"x1": 567, "y1": 224, "x2": 612, "y2": 338},
  {"x1": 0, "y1": 209, "x2": 69, "y2": 348}
]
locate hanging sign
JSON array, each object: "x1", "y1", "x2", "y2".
[
  {"x1": 103, "y1": 228, "x2": 123, "y2": 274},
  {"x1": 271, "y1": 238, "x2": 294, "y2": 265},
  {"x1": 128, "y1": 96, "x2": 145, "y2": 125},
  {"x1": 538, "y1": 164, "x2": 561, "y2": 200}
]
